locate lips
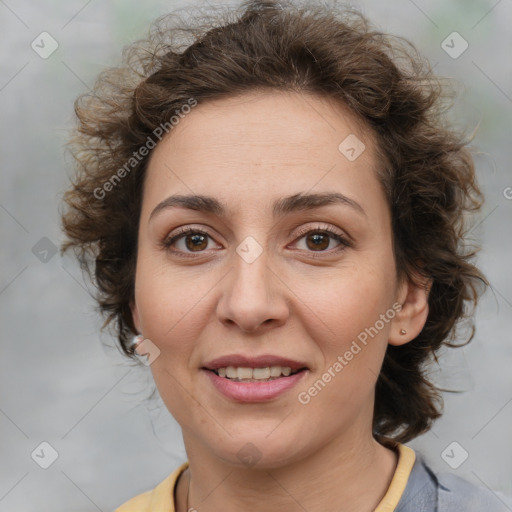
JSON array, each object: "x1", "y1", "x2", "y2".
[
  {"x1": 202, "y1": 367, "x2": 308, "y2": 402},
  {"x1": 202, "y1": 354, "x2": 308, "y2": 372},
  {"x1": 201, "y1": 354, "x2": 309, "y2": 402}
]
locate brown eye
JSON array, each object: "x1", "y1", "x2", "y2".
[
  {"x1": 291, "y1": 225, "x2": 351, "y2": 257},
  {"x1": 184, "y1": 232, "x2": 208, "y2": 251},
  {"x1": 305, "y1": 232, "x2": 330, "y2": 251},
  {"x1": 162, "y1": 227, "x2": 218, "y2": 256}
]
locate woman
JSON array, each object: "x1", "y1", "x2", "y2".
[{"x1": 60, "y1": 1, "x2": 505, "y2": 510}]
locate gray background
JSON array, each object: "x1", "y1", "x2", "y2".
[{"x1": 1, "y1": 0, "x2": 511, "y2": 510}]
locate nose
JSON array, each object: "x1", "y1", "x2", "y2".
[{"x1": 216, "y1": 249, "x2": 290, "y2": 334}]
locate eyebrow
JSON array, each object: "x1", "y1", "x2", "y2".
[{"x1": 149, "y1": 191, "x2": 366, "y2": 222}]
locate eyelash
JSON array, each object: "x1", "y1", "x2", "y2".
[{"x1": 161, "y1": 224, "x2": 351, "y2": 259}]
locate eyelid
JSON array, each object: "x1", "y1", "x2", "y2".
[
  {"x1": 291, "y1": 222, "x2": 348, "y2": 241},
  {"x1": 161, "y1": 222, "x2": 351, "y2": 257},
  {"x1": 161, "y1": 224, "x2": 220, "y2": 251},
  {"x1": 288, "y1": 223, "x2": 351, "y2": 256}
]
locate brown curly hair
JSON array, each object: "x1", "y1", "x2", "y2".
[{"x1": 60, "y1": 0, "x2": 487, "y2": 442}]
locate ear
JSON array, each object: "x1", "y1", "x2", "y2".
[
  {"x1": 388, "y1": 272, "x2": 431, "y2": 346},
  {"x1": 130, "y1": 299, "x2": 142, "y2": 334}
]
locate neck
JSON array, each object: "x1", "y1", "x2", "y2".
[{"x1": 176, "y1": 431, "x2": 398, "y2": 512}]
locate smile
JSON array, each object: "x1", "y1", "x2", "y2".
[
  {"x1": 202, "y1": 367, "x2": 308, "y2": 402},
  {"x1": 214, "y1": 365, "x2": 300, "y2": 381}
]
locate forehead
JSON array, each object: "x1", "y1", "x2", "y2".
[{"x1": 143, "y1": 90, "x2": 384, "y2": 219}]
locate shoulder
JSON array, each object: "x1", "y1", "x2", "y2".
[
  {"x1": 435, "y1": 471, "x2": 508, "y2": 512},
  {"x1": 114, "y1": 461, "x2": 189, "y2": 512},
  {"x1": 397, "y1": 450, "x2": 508, "y2": 512},
  {"x1": 115, "y1": 488, "x2": 153, "y2": 512}
]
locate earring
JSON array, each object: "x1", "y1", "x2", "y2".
[
  {"x1": 399, "y1": 329, "x2": 407, "y2": 335},
  {"x1": 130, "y1": 334, "x2": 144, "y2": 352}
]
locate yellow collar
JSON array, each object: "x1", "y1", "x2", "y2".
[
  {"x1": 374, "y1": 443, "x2": 416, "y2": 511},
  {"x1": 115, "y1": 443, "x2": 416, "y2": 511}
]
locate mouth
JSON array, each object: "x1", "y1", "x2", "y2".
[
  {"x1": 204, "y1": 365, "x2": 307, "y2": 382},
  {"x1": 201, "y1": 356, "x2": 309, "y2": 402},
  {"x1": 201, "y1": 354, "x2": 309, "y2": 401}
]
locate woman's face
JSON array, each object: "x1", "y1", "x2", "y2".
[{"x1": 131, "y1": 90, "x2": 414, "y2": 468}]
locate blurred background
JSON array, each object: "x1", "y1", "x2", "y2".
[{"x1": 1, "y1": 0, "x2": 511, "y2": 510}]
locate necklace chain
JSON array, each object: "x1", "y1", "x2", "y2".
[{"x1": 185, "y1": 470, "x2": 190, "y2": 512}]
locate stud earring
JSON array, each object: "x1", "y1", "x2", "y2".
[
  {"x1": 399, "y1": 329, "x2": 407, "y2": 335},
  {"x1": 130, "y1": 334, "x2": 144, "y2": 352}
]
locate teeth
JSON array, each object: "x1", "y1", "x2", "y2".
[
  {"x1": 270, "y1": 365, "x2": 282, "y2": 377},
  {"x1": 253, "y1": 367, "x2": 270, "y2": 379},
  {"x1": 226, "y1": 366, "x2": 237, "y2": 379},
  {"x1": 215, "y1": 366, "x2": 295, "y2": 380},
  {"x1": 237, "y1": 367, "x2": 253, "y2": 379}
]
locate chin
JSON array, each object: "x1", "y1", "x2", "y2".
[{"x1": 206, "y1": 431, "x2": 309, "y2": 470}]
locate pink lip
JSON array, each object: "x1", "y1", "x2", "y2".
[
  {"x1": 203, "y1": 354, "x2": 307, "y2": 372},
  {"x1": 202, "y1": 368, "x2": 308, "y2": 402}
]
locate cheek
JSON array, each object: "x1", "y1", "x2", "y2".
[
  {"x1": 298, "y1": 263, "x2": 394, "y2": 345},
  {"x1": 297, "y1": 281, "x2": 392, "y2": 414},
  {"x1": 133, "y1": 256, "x2": 209, "y2": 354},
  {"x1": 297, "y1": 260, "x2": 396, "y2": 406},
  {"x1": 133, "y1": 263, "x2": 210, "y2": 424}
]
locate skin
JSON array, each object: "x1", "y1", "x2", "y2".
[{"x1": 130, "y1": 90, "x2": 430, "y2": 512}]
